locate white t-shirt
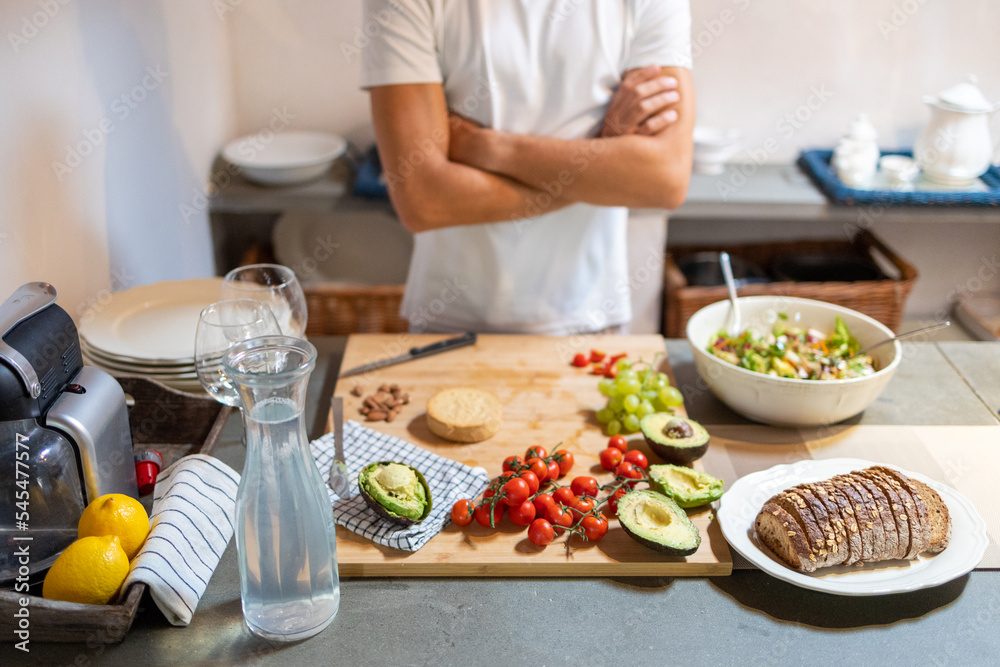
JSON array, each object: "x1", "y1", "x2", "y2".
[{"x1": 362, "y1": 0, "x2": 692, "y2": 334}]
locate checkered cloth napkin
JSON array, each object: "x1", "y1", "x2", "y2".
[{"x1": 310, "y1": 420, "x2": 490, "y2": 551}]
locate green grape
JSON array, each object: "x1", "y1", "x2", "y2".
[
  {"x1": 616, "y1": 369, "x2": 638, "y2": 385},
  {"x1": 596, "y1": 407, "x2": 614, "y2": 423},
  {"x1": 659, "y1": 386, "x2": 684, "y2": 407},
  {"x1": 597, "y1": 378, "x2": 615, "y2": 397},
  {"x1": 642, "y1": 389, "x2": 659, "y2": 402},
  {"x1": 616, "y1": 358, "x2": 632, "y2": 371},
  {"x1": 636, "y1": 400, "x2": 655, "y2": 419},
  {"x1": 608, "y1": 395, "x2": 625, "y2": 412},
  {"x1": 623, "y1": 394, "x2": 640, "y2": 413},
  {"x1": 606, "y1": 419, "x2": 622, "y2": 436},
  {"x1": 654, "y1": 374, "x2": 669, "y2": 389},
  {"x1": 617, "y1": 378, "x2": 642, "y2": 396},
  {"x1": 622, "y1": 414, "x2": 640, "y2": 433},
  {"x1": 637, "y1": 368, "x2": 651, "y2": 385},
  {"x1": 652, "y1": 397, "x2": 670, "y2": 412}
]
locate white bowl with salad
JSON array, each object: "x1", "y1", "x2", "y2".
[{"x1": 686, "y1": 296, "x2": 902, "y2": 427}]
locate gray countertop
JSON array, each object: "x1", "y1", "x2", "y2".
[{"x1": 8, "y1": 339, "x2": 999, "y2": 666}]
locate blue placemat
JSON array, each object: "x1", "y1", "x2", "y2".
[{"x1": 798, "y1": 149, "x2": 1000, "y2": 207}]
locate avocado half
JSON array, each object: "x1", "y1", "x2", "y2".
[
  {"x1": 640, "y1": 414, "x2": 710, "y2": 464},
  {"x1": 647, "y1": 464, "x2": 724, "y2": 508},
  {"x1": 358, "y1": 461, "x2": 432, "y2": 526},
  {"x1": 616, "y1": 489, "x2": 701, "y2": 556}
]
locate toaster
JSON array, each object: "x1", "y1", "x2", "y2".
[{"x1": 0, "y1": 282, "x2": 138, "y2": 581}]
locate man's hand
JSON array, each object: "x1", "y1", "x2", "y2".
[{"x1": 599, "y1": 64, "x2": 681, "y2": 138}]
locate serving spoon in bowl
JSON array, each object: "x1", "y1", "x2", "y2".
[
  {"x1": 850, "y1": 321, "x2": 951, "y2": 359},
  {"x1": 719, "y1": 252, "x2": 742, "y2": 335}
]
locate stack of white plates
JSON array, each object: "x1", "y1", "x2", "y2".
[{"x1": 78, "y1": 278, "x2": 223, "y2": 393}]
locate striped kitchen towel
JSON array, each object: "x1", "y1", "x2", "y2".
[
  {"x1": 311, "y1": 421, "x2": 490, "y2": 552},
  {"x1": 123, "y1": 454, "x2": 240, "y2": 626}
]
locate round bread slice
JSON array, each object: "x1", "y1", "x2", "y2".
[
  {"x1": 756, "y1": 502, "x2": 817, "y2": 572},
  {"x1": 812, "y1": 481, "x2": 861, "y2": 566},
  {"x1": 908, "y1": 479, "x2": 952, "y2": 554},
  {"x1": 792, "y1": 485, "x2": 843, "y2": 567},
  {"x1": 872, "y1": 466, "x2": 933, "y2": 555},
  {"x1": 857, "y1": 469, "x2": 911, "y2": 560},
  {"x1": 799, "y1": 483, "x2": 849, "y2": 566},
  {"x1": 833, "y1": 474, "x2": 887, "y2": 562},
  {"x1": 426, "y1": 387, "x2": 503, "y2": 443},
  {"x1": 770, "y1": 491, "x2": 827, "y2": 568}
]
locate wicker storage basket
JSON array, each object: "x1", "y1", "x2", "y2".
[
  {"x1": 304, "y1": 283, "x2": 408, "y2": 336},
  {"x1": 663, "y1": 230, "x2": 917, "y2": 337}
]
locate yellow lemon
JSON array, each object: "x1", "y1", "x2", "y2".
[
  {"x1": 42, "y1": 535, "x2": 130, "y2": 605},
  {"x1": 78, "y1": 493, "x2": 150, "y2": 560}
]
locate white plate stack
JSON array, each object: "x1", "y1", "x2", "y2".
[{"x1": 78, "y1": 278, "x2": 224, "y2": 393}]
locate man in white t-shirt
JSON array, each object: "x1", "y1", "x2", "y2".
[{"x1": 362, "y1": 0, "x2": 694, "y2": 334}]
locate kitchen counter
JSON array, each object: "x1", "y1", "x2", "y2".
[{"x1": 8, "y1": 339, "x2": 999, "y2": 666}]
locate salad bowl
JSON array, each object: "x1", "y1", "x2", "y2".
[{"x1": 686, "y1": 296, "x2": 902, "y2": 427}]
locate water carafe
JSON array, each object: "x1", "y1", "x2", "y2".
[{"x1": 224, "y1": 335, "x2": 339, "y2": 641}]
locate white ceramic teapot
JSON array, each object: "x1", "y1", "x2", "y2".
[{"x1": 915, "y1": 75, "x2": 999, "y2": 186}]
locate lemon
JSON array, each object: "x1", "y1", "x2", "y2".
[
  {"x1": 42, "y1": 535, "x2": 130, "y2": 605},
  {"x1": 78, "y1": 493, "x2": 150, "y2": 560}
]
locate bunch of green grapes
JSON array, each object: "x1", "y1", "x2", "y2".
[{"x1": 594, "y1": 360, "x2": 683, "y2": 435}]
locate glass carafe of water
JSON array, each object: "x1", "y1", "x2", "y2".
[{"x1": 224, "y1": 335, "x2": 339, "y2": 641}]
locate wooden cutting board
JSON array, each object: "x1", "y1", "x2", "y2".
[{"x1": 329, "y1": 334, "x2": 732, "y2": 577}]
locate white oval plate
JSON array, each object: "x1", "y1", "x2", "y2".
[
  {"x1": 718, "y1": 457, "x2": 988, "y2": 596},
  {"x1": 79, "y1": 278, "x2": 223, "y2": 362}
]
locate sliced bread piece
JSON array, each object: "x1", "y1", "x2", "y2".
[
  {"x1": 817, "y1": 481, "x2": 863, "y2": 566},
  {"x1": 873, "y1": 466, "x2": 932, "y2": 555},
  {"x1": 801, "y1": 483, "x2": 851, "y2": 566},
  {"x1": 833, "y1": 474, "x2": 887, "y2": 562},
  {"x1": 791, "y1": 485, "x2": 844, "y2": 567},
  {"x1": 829, "y1": 478, "x2": 874, "y2": 562},
  {"x1": 857, "y1": 469, "x2": 910, "y2": 560},
  {"x1": 771, "y1": 491, "x2": 828, "y2": 566},
  {"x1": 863, "y1": 468, "x2": 918, "y2": 559},
  {"x1": 850, "y1": 472, "x2": 900, "y2": 561},
  {"x1": 756, "y1": 502, "x2": 818, "y2": 572},
  {"x1": 909, "y1": 479, "x2": 952, "y2": 554}
]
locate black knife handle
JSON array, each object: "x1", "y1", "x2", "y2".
[{"x1": 409, "y1": 332, "x2": 477, "y2": 357}]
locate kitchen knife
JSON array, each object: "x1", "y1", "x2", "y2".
[{"x1": 338, "y1": 332, "x2": 477, "y2": 377}]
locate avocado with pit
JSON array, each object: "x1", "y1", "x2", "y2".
[
  {"x1": 358, "y1": 461, "x2": 432, "y2": 526},
  {"x1": 647, "y1": 464, "x2": 724, "y2": 508},
  {"x1": 640, "y1": 414, "x2": 710, "y2": 464},
  {"x1": 616, "y1": 489, "x2": 701, "y2": 556}
]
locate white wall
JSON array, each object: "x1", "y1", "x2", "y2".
[{"x1": 0, "y1": 1, "x2": 233, "y2": 320}]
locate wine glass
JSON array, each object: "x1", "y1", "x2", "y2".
[
  {"x1": 221, "y1": 263, "x2": 308, "y2": 337},
  {"x1": 195, "y1": 299, "x2": 282, "y2": 406}
]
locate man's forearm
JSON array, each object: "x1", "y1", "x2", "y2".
[{"x1": 384, "y1": 153, "x2": 572, "y2": 231}]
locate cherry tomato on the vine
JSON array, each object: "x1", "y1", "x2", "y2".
[
  {"x1": 528, "y1": 519, "x2": 555, "y2": 546},
  {"x1": 623, "y1": 450, "x2": 648, "y2": 471},
  {"x1": 525, "y1": 446, "x2": 548, "y2": 461},
  {"x1": 553, "y1": 449, "x2": 574, "y2": 476},
  {"x1": 518, "y1": 470, "x2": 540, "y2": 495},
  {"x1": 615, "y1": 461, "x2": 643, "y2": 487},
  {"x1": 533, "y1": 492, "x2": 557, "y2": 519},
  {"x1": 508, "y1": 499, "x2": 536, "y2": 527},
  {"x1": 571, "y1": 476, "x2": 599, "y2": 498},
  {"x1": 451, "y1": 499, "x2": 475, "y2": 527},
  {"x1": 607, "y1": 435, "x2": 628, "y2": 452},
  {"x1": 599, "y1": 447, "x2": 624, "y2": 471},
  {"x1": 526, "y1": 457, "x2": 549, "y2": 482},
  {"x1": 569, "y1": 495, "x2": 595, "y2": 515},
  {"x1": 475, "y1": 502, "x2": 504, "y2": 528},
  {"x1": 546, "y1": 461, "x2": 561, "y2": 482},
  {"x1": 502, "y1": 455, "x2": 525, "y2": 473},
  {"x1": 581, "y1": 515, "x2": 609, "y2": 541},
  {"x1": 545, "y1": 504, "x2": 574, "y2": 531},
  {"x1": 571, "y1": 353, "x2": 588, "y2": 368},
  {"x1": 607, "y1": 487, "x2": 629, "y2": 514},
  {"x1": 552, "y1": 487, "x2": 577, "y2": 506},
  {"x1": 501, "y1": 477, "x2": 530, "y2": 507}
]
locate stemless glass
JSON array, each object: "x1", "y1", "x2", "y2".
[
  {"x1": 194, "y1": 299, "x2": 282, "y2": 406},
  {"x1": 221, "y1": 264, "x2": 308, "y2": 337}
]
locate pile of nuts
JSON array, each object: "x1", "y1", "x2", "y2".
[{"x1": 352, "y1": 383, "x2": 411, "y2": 422}]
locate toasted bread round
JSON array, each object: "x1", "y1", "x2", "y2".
[{"x1": 426, "y1": 387, "x2": 503, "y2": 443}]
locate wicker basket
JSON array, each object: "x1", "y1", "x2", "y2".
[
  {"x1": 303, "y1": 283, "x2": 408, "y2": 336},
  {"x1": 663, "y1": 230, "x2": 918, "y2": 337}
]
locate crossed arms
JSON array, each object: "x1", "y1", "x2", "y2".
[{"x1": 370, "y1": 65, "x2": 695, "y2": 233}]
